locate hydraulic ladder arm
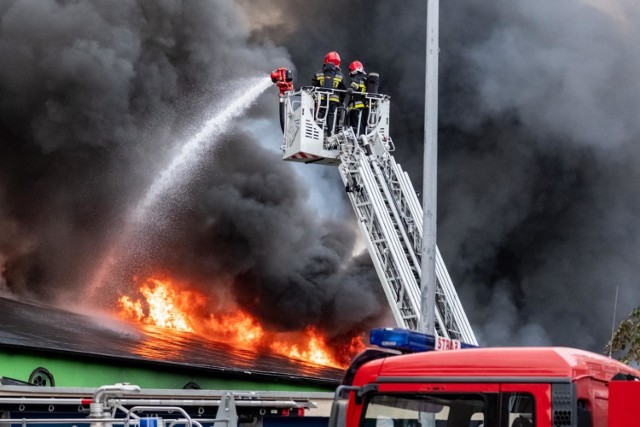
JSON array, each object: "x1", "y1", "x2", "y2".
[
  {"x1": 337, "y1": 128, "x2": 476, "y2": 344},
  {"x1": 277, "y1": 85, "x2": 477, "y2": 345}
]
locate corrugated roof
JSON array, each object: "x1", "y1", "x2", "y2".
[{"x1": 0, "y1": 297, "x2": 344, "y2": 386}]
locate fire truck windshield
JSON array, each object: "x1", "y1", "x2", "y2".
[{"x1": 361, "y1": 392, "x2": 534, "y2": 427}]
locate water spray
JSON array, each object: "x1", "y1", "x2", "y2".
[{"x1": 87, "y1": 76, "x2": 272, "y2": 301}]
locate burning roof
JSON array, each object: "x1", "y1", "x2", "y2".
[{"x1": 0, "y1": 295, "x2": 345, "y2": 387}]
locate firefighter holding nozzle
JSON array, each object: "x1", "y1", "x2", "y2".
[
  {"x1": 270, "y1": 67, "x2": 293, "y2": 132},
  {"x1": 312, "y1": 51, "x2": 346, "y2": 136}
]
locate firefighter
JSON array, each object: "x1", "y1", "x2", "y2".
[
  {"x1": 347, "y1": 60, "x2": 368, "y2": 136},
  {"x1": 312, "y1": 51, "x2": 346, "y2": 136}
]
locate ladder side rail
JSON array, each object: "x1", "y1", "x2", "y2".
[
  {"x1": 432, "y1": 299, "x2": 450, "y2": 339},
  {"x1": 358, "y1": 152, "x2": 423, "y2": 317},
  {"x1": 382, "y1": 161, "x2": 418, "y2": 246},
  {"x1": 434, "y1": 260, "x2": 475, "y2": 343},
  {"x1": 378, "y1": 154, "x2": 420, "y2": 274},
  {"x1": 392, "y1": 163, "x2": 463, "y2": 339},
  {"x1": 365, "y1": 134, "x2": 407, "y2": 231},
  {"x1": 382, "y1": 158, "x2": 453, "y2": 339},
  {"x1": 397, "y1": 161, "x2": 476, "y2": 343},
  {"x1": 436, "y1": 263, "x2": 468, "y2": 338},
  {"x1": 356, "y1": 130, "x2": 452, "y2": 335},
  {"x1": 400, "y1": 169, "x2": 475, "y2": 343},
  {"x1": 400, "y1": 171, "x2": 478, "y2": 344},
  {"x1": 387, "y1": 153, "x2": 478, "y2": 344},
  {"x1": 345, "y1": 198, "x2": 413, "y2": 330},
  {"x1": 337, "y1": 130, "x2": 414, "y2": 328},
  {"x1": 333, "y1": 122, "x2": 476, "y2": 341},
  {"x1": 434, "y1": 287, "x2": 462, "y2": 339},
  {"x1": 383, "y1": 159, "x2": 423, "y2": 275},
  {"x1": 355, "y1": 151, "x2": 421, "y2": 329},
  {"x1": 435, "y1": 247, "x2": 478, "y2": 345},
  {"x1": 347, "y1": 143, "x2": 422, "y2": 328},
  {"x1": 393, "y1": 163, "x2": 424, "y2": 257},
  {"x1": 369, "y1": 156, "x2": 423, "y2": 283},
  {"x1": 397, "y1": 167, "x2": 422, "y2": 229},
  {"x1": 338, "y1": 158, "x2": 415, "y2": 330}
]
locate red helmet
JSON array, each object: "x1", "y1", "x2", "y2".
[
  {"x1": 349, "y1": 60, "x2": 364, "y2": 74},
  {"x1": 324, "y1": 51, "x2": 341, "y2": 66}
]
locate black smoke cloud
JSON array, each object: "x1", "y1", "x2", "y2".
[
  {"x1": 130, "y1": 134, "x2": 383, "y2": 335},
  {"x1": 242, "y1": 0, "x2": 640, "y2": 350},
  {"x1": 0, "y1": 0, "x2": 385, "y2": 340},
  {"x1": 2, "y1": 0, "x2": 640, "y2": 353}
]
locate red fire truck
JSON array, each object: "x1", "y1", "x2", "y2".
[{"x1": 329, "y1": 329, "x2": 640, "y2": 427}]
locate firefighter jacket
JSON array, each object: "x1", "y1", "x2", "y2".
[
  {"x1": 312, "y1": 63, "x2": 345, "y2": 103},
  {"x1": 349, "y1": 72, "x2": 368, "y2": 110}
]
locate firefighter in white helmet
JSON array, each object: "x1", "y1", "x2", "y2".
[{"x1": 312, "y1": 51, "x2": 346, "y2": 136}]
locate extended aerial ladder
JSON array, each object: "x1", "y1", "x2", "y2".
[{"x1": 274, "y1": 80, "x2": 477, "y2": 345}]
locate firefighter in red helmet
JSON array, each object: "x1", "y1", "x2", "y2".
[
  {"x1": 312, "y1": 51, "x2": 346, "y2": 136},
  {"x1": 347, "y1": 60, "x2": 368, "y2": 136}
]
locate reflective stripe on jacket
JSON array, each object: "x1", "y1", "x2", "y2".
[
  {"x1": 312, "y1": 64, "x2": 345, "y2": 103},
  {"x1": 349, "y1": 72, "x2": 367, "y2": 110}
]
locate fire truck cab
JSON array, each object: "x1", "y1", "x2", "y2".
[{"x1": 330, "y1": 330, "x2": 640, "y2": 427}]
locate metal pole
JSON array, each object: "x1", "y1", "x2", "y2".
[{"x1": 419, "y1": 0, "x2": 439, "y2": 336}]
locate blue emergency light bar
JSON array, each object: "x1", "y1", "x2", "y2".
[{"x1": 370, "y1": 328, "x2": 477, "y2": 353}]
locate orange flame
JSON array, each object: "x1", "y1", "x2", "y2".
[
  {"x1": 271, "y1": 327, "x2": 337, "y2": 366},
  {"x1": 117, "y1": 276, "x2": 365, "y2": 368},
  {"x1": 206, "y1": 310, "x2": 265, "y2": 346}
]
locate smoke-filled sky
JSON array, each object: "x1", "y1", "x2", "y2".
[{"x1": 1, "y1": 0, "x2": 639, "y2": 352}]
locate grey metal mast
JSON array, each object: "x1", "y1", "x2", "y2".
[{"x1": 419, "y1": 0, "x2": 439, "y2": 336}]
